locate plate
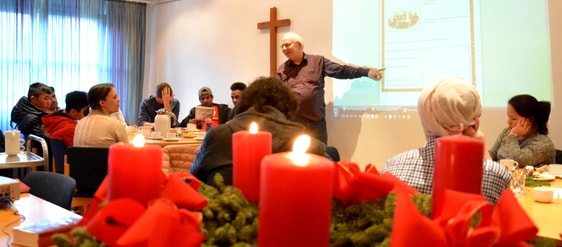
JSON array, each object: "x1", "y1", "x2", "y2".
[
  {"x1": 194, "y1": 137, "x2": 204, "y2": 141},
  {"x1": 163, "y1": 138, "x2": 179, "y2": 142},
  {"x1": 149, "y1": 137, "x2": 163, "y2": 140},
  {"x1": 533, "y1": 174, "x2": 556, "y2": 181}
]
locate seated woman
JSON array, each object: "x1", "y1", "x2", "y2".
[
  {"x1": 488, "y1": 94, "x2": 555, "y2": 167},
  {"x1": 190, "y1": 76, "x2": 328, "y2": 187},
  {"x1": 381, "y1": 76, "x2": 511, "y2": 204},
  {"x1": 74, "y1": 83, "x2": 129, "y2": 147}
]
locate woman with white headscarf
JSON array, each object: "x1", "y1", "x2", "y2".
[{"x1": 381, "y1": 76, "x2": 511, "y2": 204}]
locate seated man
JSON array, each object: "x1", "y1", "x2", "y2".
[
  {"x1": 180, "y1": 86, "x2": 230, "y2": 129},
  {"x1": 190, "y1": 77, "x2": 328, "y2": 187},
  {"x1": 228, "y1": 81, "x2": 247, "y2": 120},
  {"x1": 136, "y1": 82, "x2": 180, "y2": 127},
  {"x1": 11, "y1": 82, "x2": 53, "y2": 139},
  {"x1": 381, "y1": 76, "x2": 511, "y2": 204},
  {"x1": 42, "y1": 91, "x2": 89, "y2": 147}
]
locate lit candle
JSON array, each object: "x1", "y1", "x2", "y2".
[
  {"x1": 108, "y1": 134, "x2": 165, "y2": 206},
  {"x1": 258, "y1": 135, "x2": 334, "y2": 247},
  {"x1": 431, "y1": 135, "x2": 483, "y2": 218},
  {"x1": 232, "y1": 122, "x2": 272, "y2": 203}
]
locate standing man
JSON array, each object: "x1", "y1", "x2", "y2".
[
  {"x1": 180, "y1": 87, "x2": 230, "y2": 129},
  {"x1": 276, "y1": 32, "x2": 384, "y2": 143},
  {"x1": 11, "y1": 82, "x2": 53, "y2": 139},
  {"x1": 228, "y1": 81, "x2": 247, "y2": 120},
  {"x1": 136, "y1": 82, "x2": 180, "y2": 127}
]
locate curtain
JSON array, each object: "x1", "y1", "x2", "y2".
[{"x1": 0, "y1": 0, "x2": 145, "y2": 132}]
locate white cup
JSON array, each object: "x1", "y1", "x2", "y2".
[
  {"x1": 5, "y1": 130, "x2": 25, "y2": 155},
  {"x1": 547, "y1": 164, "x2": 562, "y2": 176},
  {"x1": 140, "y1": 126, "x2": 152, "y2": 138},
  {"x1": 166, "y1": 133, "x2": 176, "y2": 139},
  {"x1": 500, "y1": 159, "x2": 518, "y2": 171},
  {"x1": 187, "y1": 123, "x2": 197, "y2": 131},
  {"x1": 196, "y1": 132, "x2": 206, "y2": 139},
  {"x1": 533, "y1": 187, "x2": 558, "y2": 203},
  {"x1": 150, "y1": 131, "x2": 162, "y2": 139}
]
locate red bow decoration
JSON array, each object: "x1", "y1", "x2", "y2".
[
  {"x1": 333, "y1": 161, "x2": 418, "y2": 205},
  {"x1": 391, "y1": 189, "x2": 538, "y2": 247},
  {"x1": 78, "y1": 172, "x2": 208, "y2": 247}
]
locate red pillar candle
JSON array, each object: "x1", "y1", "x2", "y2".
[
  {"x1": 258, "y1": 135, "x2": 334, "y2": 247},
  {"x1": 108, "y1": 134, "x2": 164, "y2": 206},
  {"x1": 432, "y1": 135, "x2": 483, "y2": 218},
  {"x1": 232, "y1": 122, "x2": 272, "y2": 203}
]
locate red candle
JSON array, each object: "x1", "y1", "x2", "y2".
[
  {"x1": 432, "y1": 135, "x2": 483, "y2": 218},
  {"x1": 258, "y1": 135, "x2": 334, "y2": 247},
  {"x1": 108, "y1": 134, "x2": 164, "y2": 206},
  {"x1": 232, "y1": 122, "x2": 272, "y2": 203}
]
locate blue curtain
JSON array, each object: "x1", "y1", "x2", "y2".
[{"x1": 0, "y1": 0, "x2": 145, "y2": 131}]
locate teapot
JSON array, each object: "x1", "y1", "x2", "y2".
[{"x1": 154, "y1": 108, "x2": 171, "y2": 136}]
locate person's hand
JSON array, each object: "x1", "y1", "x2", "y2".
[
  {"x1": 368, "y1": 67, "x2": 385, "y2": 81},
  {"x1": 161, "y1": 87, "x2": 173, "y2": 105},
  {"x1": 510, "y1": 118, "x2": 532, "y2": 138}
]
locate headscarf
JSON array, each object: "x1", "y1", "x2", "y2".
[{"x1": 418, "y1": 76, "x2": 482, "y2": 138}]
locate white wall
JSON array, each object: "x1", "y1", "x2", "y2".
[{"x1": 144, "y1": 0, "x2": 562, "y2": 169}]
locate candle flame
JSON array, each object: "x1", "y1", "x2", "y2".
[
  {"x1": 132, "y1": 134, "x2": 145, "y2": 147},
  {"x1": 290, "y1": 135, "x2": 311, "y2": 166},
  {"x1": 249, "y1": 122, "x2": 258, "y2": 134}
]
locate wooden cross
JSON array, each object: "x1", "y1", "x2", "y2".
[{"x1": 257, "y1": 7, "x2": 291, "y2": 77}]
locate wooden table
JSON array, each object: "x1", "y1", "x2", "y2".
[
  {"x1": 145, "y1": 137, "x2": 203, "y2": 147},
  {"x1": 517, "y1": 178, "x2": 562, "y2": 245},
  {"x1": 0, "y1": 193, "x2": 82, "y2": 247}
]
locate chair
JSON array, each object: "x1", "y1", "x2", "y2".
[
  {"x1": 66, "y1": 147, "x2": 109, "y2": 197},
  {"x1": 326, "y1": 146, "x2": 341, "y2": 162},
  {"x1": 556, "y1": 149, "x2": 562, "y2": 164},
  {"x1": 161, "y1": 143, "x2": 201, "y2": 175},
  {"x1": 26, "y1": 134, "x2": 50, "y2": 171},
  {"x1": 49, "y1": 138, "x2": 67, "y2": 174},
  {"x1": 22, "y1": 171, "x2": 76, "y2": 210}
]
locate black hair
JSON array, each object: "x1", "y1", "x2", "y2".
[
  {"x1": 27, "y1": 82, "x2": 53, "y2": 99},
  {"x1": 230, "y1": 82, "x2": 247, "y2": 91},
  {"x1": 508, "y1": 94, "x2": 551, "y2": 135},
  {"x1": 65, "y1": 91, "x2": 89, "y2": 112}
]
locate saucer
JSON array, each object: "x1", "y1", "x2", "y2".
[
  {"x1": 194, "y1": 137, "x2": 204, "y2": 141},
  {"x1": 533, "y1": 174, "x2": 556, "y2": 181},
  {"x1": 163, "y1": 138, "x2": 179, "y2": 142},
  {"x1": 149, "y1": 137, "x2": 163, "y2": 140}
]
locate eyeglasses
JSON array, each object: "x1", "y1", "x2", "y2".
[{"x1": 280, "y1": 42, "x2": 295, "y2": 49}]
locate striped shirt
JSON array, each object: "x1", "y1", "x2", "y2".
[{"x1": 381, "y1": 136, "x2": 512, "y2": 204}]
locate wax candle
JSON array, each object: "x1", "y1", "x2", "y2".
[
  {"x1": 232, "y1": 122, "x2": 272, "y2": 203},
  {"x1": 258, "y1": 135, "x2": 334, "y2": 247},
  {"x1": 432, "y1": 135, "x2": 483, "y2": 218},
  {"x1": 108, "y1": 134, "x2": 164, "y2": 206}
]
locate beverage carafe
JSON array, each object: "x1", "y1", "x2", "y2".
[{"x1": 154, "y1": 108, "x2": 171, "y2": 136}]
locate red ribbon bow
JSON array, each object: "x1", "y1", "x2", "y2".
[
  {"x1": 333, "y1": 161, "x2": 418, "y2": 205},
  {"x1": 391, "y1": 189, "x2": 538, "y2": 247},
  {"x1": 79, "y1": 172, "x2": 208, "y2": 247}
]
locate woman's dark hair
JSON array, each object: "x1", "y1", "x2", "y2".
[
  {"x1": 88, "y1": 83, "x2": 115, "y2": 110},
  {"x1": 235, "y1": 77, "x2": 298, "y2": 119},
  {"x1": 508, "y1": 94, "x2": 550, "y2": 135}
]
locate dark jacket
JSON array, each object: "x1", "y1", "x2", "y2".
[
  {"x1": 190, "y1": 106, "x2": 329, "y2": 186},
  {"x1": 179, "y1": 103, "x2": 231, "y2": 128},
  {"x1": 10, "y1": 97, "x2": 49, "y2": 138}
]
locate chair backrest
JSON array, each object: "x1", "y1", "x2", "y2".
[
  {"x1": 326, "y1": 146, "x2": 341, "y2": 162},
  {"x1": 66, "y1": 147, "x2": 109, "y2": 197},
  {"x1": 22, "y1": 171, "x2": 76, "y2": 210},
  {"x1": 162, "y1": 143, "x2": 201, "y2": 175},
  {"x1": 556, "y1": 149, "x2": 562, "y2": 164},
  {"x1": 49, "y1": 138, "x2": 67, "y2": 174},
  {"x1": 26, "y1": 134, "x2": 50, "y2": 171}
]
